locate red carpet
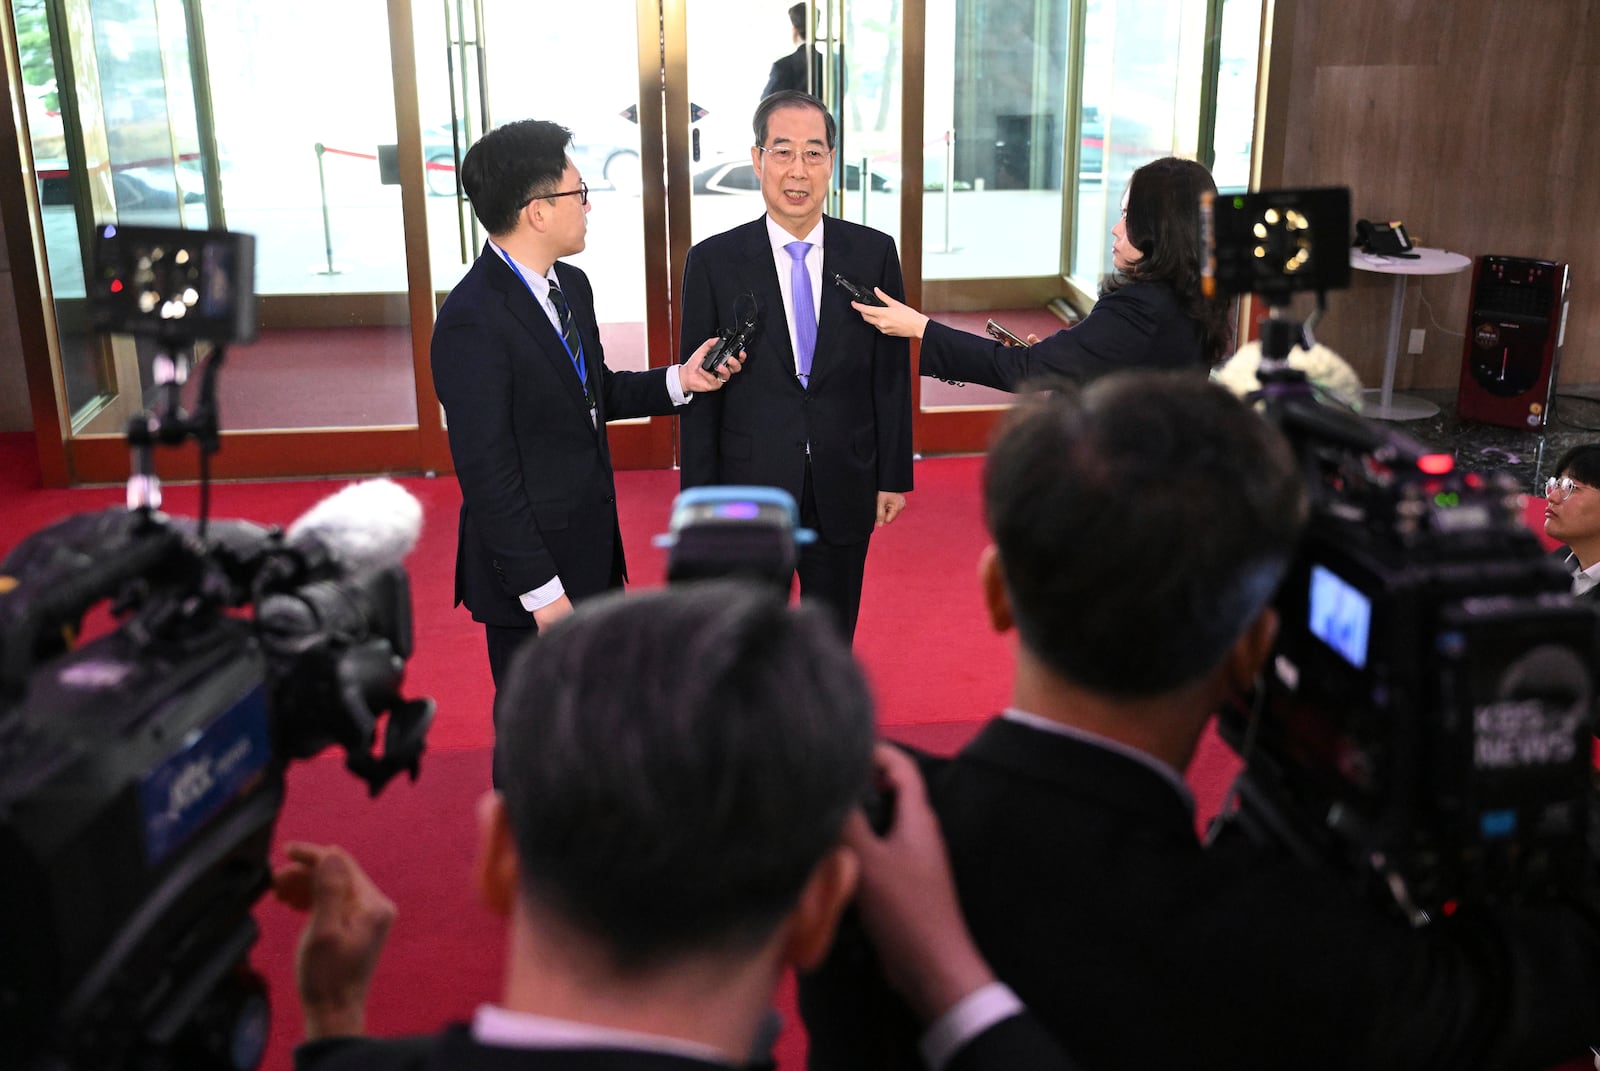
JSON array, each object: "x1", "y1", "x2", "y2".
[
  {"x1": 0, "y1": 432, "x2": 1577, "y2": 1070},
  {"x1": 0, "y1": 432, "x2": 1015, "y2": 1069},
  {"x1": 212, "y1": 327, "x2": 419, "y2": 430}
]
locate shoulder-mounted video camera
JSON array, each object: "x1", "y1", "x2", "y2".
[
  {"x1": 1203, "y1": 190, "x2": 1598, "y2": 923},
  {"x1": 0, "y1": 225, "x2": 434, "y2": 1069}
]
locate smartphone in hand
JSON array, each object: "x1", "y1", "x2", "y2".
[{"x1": 985, "y1": 318, "x2": 1029, "y2": 347}]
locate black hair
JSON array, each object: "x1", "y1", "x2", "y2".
[
  {"x1": 459, "y1": 119, "x2": 572, "y2": 237},
  {"x1": 1103, "y1": 156, "x2": 1234, "y2": 364},
  {"x1": 1555, "y1": 444, "x2": 1600, "y2": 487},
  {"x1": 494, "y1": 581, "x2": 875, "y2": 971},
  {"x1": 983, "y1": 373, "x2": 1306, "y2": 696},
  {"x1": 753, "y1": 90, "x2": 836, "y2": 150},
  {"x1": 789, "y1": 2, "x2": 809, "y2": 37}
]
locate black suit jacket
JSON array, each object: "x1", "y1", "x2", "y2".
[
  {"x1": 298, "y1": 1025, "x2": 744, "y2": 1070},
  {"x1": 1548, "y1": 544, "x2": 1600, "y2": 599},
  {"x1": 678, "y1": 216, "x2": 912, "y2": 546},
  {"x1": 802, "y1": 718, "x2": 1600, "y2": 1071},
  {"x1": 431, "y1": 246, "x2": 680, "y2": 627},
  {"x1": 920, "y1": 279, "x2": 1206, "y2": 392},
  {"x1": 763, "y1": 44, "x2": 824, "y2": 98}
]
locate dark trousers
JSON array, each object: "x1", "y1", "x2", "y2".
[
  {"x1": 798, "y1": 460, "x2": 870, "y2": 644},
  {"x1": 482, "y1": 541, "x2": 623, "y2": 784},
  {"x1": 485, "y1": 623, "x2": 533, "y2": 693}
]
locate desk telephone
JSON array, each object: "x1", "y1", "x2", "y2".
[{"x1": 1355, "y1": 218, "x2": 1419, "y2": 258}]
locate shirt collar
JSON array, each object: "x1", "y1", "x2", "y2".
[
  {"x1": 490, "y1": 240, "x2": 556, "y2": 300},
  {"x1": 765, "y1": 215, "x2": 824, "y2": 257},
  {"x1": 1000, "y1": 707, "x2": 1196, "y2": 814},
  {"x1": 1566, "y1": 551, "x2": 1600, "y2": 595},
  {"x1": 472, "y1": 1004, "x2": 732, "y2": 1064}
]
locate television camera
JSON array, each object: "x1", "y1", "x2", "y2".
[
  {"x1": 654, "y1": 485, "x2": 816, "y2": 589},
  {"x1": 0, "y1": 225, "x2": 434, "y2": 1069},
  {"x1": 1203, "y1": 189, "x2": 1598, "y2": 923}
]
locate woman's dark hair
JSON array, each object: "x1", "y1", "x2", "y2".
[{"x1": 1103, "y1": 156, "x2": 1233, "y2": 364}]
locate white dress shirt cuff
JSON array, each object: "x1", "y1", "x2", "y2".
[
  {"x1": 519, "y1": 576, "x2": 566, "y2": 612},
  {"x1": 666, "y1": 363, "x2": 691, "y2": 405},
  {"x1": 919, "y1": 982, "x2": 1026, "y2": 1071}
]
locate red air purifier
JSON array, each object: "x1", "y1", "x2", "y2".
[{"x1": 1456, "y1": 255, "x2": 1571, "y2": 429}]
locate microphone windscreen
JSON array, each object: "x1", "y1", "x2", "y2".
[
  {"x1": 734, "y1": 291, "x2": 759, "y2": 326},
  {"x1": 287, "y1": 478, "x2": 423, "y2": 571}
]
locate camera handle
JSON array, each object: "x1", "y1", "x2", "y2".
[{"x1": 125, "y1": 343, "x2": 227, "y2": 528}]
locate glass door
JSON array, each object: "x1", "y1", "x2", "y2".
[
  {"x1": 22, "y1": 0, "x2": 216, "y2": 443},
  {"x1": 913, "y1": 0, "x2": 1264, "y2": 456},
  {"x1": 15, "y1": 0, "x2": 432, "y2": 483},
  {"x1": 416, "y1": 0, "x2": 677, "y2": 468},
  {"x1": 670, "y1": 0, "x2": 903, "y2": 347}
]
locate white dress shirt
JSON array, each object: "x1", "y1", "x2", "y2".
[{"x1": 765, "y1": 215, "x2": 824, "y2": 381}]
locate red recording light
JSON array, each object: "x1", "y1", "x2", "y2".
[
  {"x1": 1417, "y1": 454, "x2": 1454, "y2": 476},
  {"x1": 109, "y1": 279, "x2": 123, "y2": 293}
]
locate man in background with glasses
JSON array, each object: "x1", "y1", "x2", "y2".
[
  {"x1": 678, "y1": 90, "x2": 913, "y2": 643},
  {"x1": 1544, "y1": 444, "x2": 1600, "y2": 598},
  {"x1": 432, "y1": 119, "x2": 740, "y2": 737}
]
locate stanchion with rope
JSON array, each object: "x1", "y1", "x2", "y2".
[{"x1": 312, "y1": 142, "x2": 341, "y2": 276}]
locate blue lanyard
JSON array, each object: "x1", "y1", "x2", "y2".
[{"x1": 494, "y1": 244, "x2": 588, "y2": 390}]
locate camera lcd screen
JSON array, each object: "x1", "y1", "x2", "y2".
[{"x1": 1308, "y1": 563, "x2": 1371, "y2": 669}]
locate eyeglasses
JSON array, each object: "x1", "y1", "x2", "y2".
[
  {"x1": 1547, "y1": 475, "x2": 1587, "y2": 502},
  {"x1": 758, "y1": 145, "x2": 832, "y2": 168},
  {"x1": 522, "y1": 181, "x2": 589, "y2": 209}
]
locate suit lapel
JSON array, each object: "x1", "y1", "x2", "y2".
[
  {"x1": 736, "y1": 220, "x2": 799, "y2": 392},
  {"x1": 813, "y1": 216, "x2": 855, "y2": 388},
  {"x1": 482, "y1": 244, "x2": 594, "y2": 426}
]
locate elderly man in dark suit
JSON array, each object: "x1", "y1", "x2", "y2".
[
  {"x1": 430, "y1": 119, "x2": 737, "y2": 703},
  {"x1": 803, "y1": 374, "x2": 1600, "y2": 1071},
  {"x1": 678, "y1": 90, "x2": 912, "y2": 642}
]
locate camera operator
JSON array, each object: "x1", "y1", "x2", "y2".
[
  {"x1": 1544, "y1": 444, "x2": 1600, "y2": 599},
  {"x1": 273, "y1": 581, "x2": 874, "y2": 1070},
  {"x1": 801, "y1": 372, "x2": 1600, "y2": 1071}
]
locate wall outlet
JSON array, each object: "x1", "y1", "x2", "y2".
[{"x1": 1407, "y1": 328, "x2": 1426, "y2": 354}]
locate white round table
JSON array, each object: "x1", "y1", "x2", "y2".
[{"x1": 1349, "y1": 247, "x2": 1472, "y2": 419}]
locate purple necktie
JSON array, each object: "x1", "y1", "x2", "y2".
[{"x1": 785, "y1": 241, "x2": 816, "y2": 384}]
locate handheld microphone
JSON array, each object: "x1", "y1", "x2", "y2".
[
  {"x1": 833, "y1": 273, "x2": 887, "y2": 307},
  {"x1": 703, "y1": 292, "x2": 759, "y2": 374}
]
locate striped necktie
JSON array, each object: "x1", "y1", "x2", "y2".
[{"x1": 547, "y1": 281, "x2": 592, "y2": 405}]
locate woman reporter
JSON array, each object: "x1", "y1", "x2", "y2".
[{"x1": 854, "y1": 156, "x2": 1231, "y2": 391}]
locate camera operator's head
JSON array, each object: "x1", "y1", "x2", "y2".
[
  {"x1": 484, "y1": 580, "x2": 873, "y2": 976},
  {"x1": 1545, "y1": 443, "x2": 1600, "y2": 571},
  {"x1": 981, "y1": 372, "x2": 1306, "y2": 714}
]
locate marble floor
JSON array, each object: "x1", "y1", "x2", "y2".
[{"x1": 1364, "y1": 386, "x2": 1600, "y2": 495}]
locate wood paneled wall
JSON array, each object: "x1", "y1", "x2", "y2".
[{"x1": 1259, "y1": 0, "x2": 1600, "y2": 392}]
